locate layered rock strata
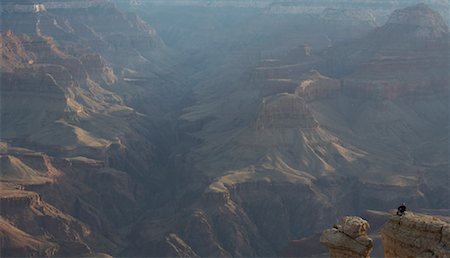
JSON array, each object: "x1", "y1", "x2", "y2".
[
  {"x1": 380, "y1": 212, "x2": 450, "y2": 258},
  {"x1": 320, "y1": 216, "x2": 373, "y2": 258}
]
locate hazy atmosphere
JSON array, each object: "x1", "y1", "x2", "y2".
[{"x1": 0, "y1": 0, "x2": 449, "y2": 257}]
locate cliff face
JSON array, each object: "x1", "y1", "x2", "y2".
[
  {"x1": 0, "y1": 1, "x2": 170, "y2": 256},
  {"x1": 315, "y1": 212, "x2": 450, "y2": 258},
  {"x1": 0, "y1": 189, "x2": 92, "y2": 256},
  {"x1": 126, "y1": 179, "x2": 340, "y2": 257},
  {"x1": 320, "y1": 216, "x2": 373, "y2": 258},
  {"x1": 381, "y1": 212, "x2": 450, "y2": 258},
  {"x1": 0, "y1": 141, "x2": 142, "y2": 256},
  {"x1": 0, "y1": 0, "x2": 169, "y2": 169},
  {"x1": 0, "y1": 217, "x2": 58, "y2": 257}
]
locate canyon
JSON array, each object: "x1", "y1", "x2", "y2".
[{"x1": 1, "y1": 0, "x2": 449, "y2": 257}]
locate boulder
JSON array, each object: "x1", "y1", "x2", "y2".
[{"x1": 320, "y1": 216, "x2": 373, "y2": 258}]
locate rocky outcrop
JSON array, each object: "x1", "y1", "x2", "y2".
[
  {"x1": 0, "y1": 217, "x2": 59, "y2": 257},
  {"x1": 295, "y1": 71, "x2": 342, "y2": 101},
  {"x1": 322, "y1": 4, "x2": 449, "y2": 81},
  {"x1": 380, "y1": 212, "x2": 450, "y2": 257},
  {"x1": 0, "y1": 190, "x2": 42, "y2": 210},
  {"x1": 0, "y1": 187, "x2": 93, "y2": 256},
  {"x1": 256, "y1": 93, "x2": 317, "y2": 130},
  {"x1": 320, "y1": 216, "x2": 373, "y2": 258},
  {"x1": 386, "y1": 3, "x2": 448, "y2": 38}
]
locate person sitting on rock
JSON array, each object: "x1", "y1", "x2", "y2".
[{"x1": 397, "y1": 203, "x2": 406, "y2": 216}]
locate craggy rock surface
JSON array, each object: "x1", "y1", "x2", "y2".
[
  {"x1": 320, "y1": 216, "x2": 373, "y2": 258},
  {"x1": 381, "y1": 212, "x2": 450, "y2": 258}
]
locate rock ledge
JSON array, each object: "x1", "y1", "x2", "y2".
[
  {"x1": 380, "y1": 212, "x2": 450, "y2": 258},
  {"x1": 320, "y1": 216, "x2": 373, "y2": 258}
]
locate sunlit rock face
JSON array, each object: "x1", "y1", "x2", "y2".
[
  {"x1": 0, "y1": 189, "x2": 92, "y2": 256},
  {"x1": 380, "y1": 212, "x2": 450, "y2": 258},
  {"x1": 320, "y1": 216, "x2": 373, "y2": 258},
  {"x1": 317, "y1": 212, "x2": 450, "y2": 258}
]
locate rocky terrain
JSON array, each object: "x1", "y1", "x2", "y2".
[
  {"x1": 0, "y1": 188, "x2": 91, "y2": 257},
  {"x1": 381, "y1": 212, "x2": 450, "y2": 257},
  {"x1": 1, "y1": 0, "x2": 176, "y2": 255},
  {"x1": 320, "y1": 216, "x2": 373, "y2": 258},
  {"x1": 314, "y1": 212, "x2": 450, "y2": 258},
  {"x1": 1, "y1": 0, "x2": 449, "y2": 257},
  {"x1": 123, "y1": 2, "x2": 448, "y2": 256}
]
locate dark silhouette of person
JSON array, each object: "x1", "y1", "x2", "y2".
[{"x1": 397, "y1": 203, "x2": 406, "y2": 216}]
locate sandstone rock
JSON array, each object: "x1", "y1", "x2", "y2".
[
  {"x1": 340, "y1": 216, "x2": 370, "y2": 238},
  {"x1": 380, "y1": 212, "x2": 450, "y2": 258},
  {"x1": 0, "y1": 187, "x2": 93, "y2": 256},
  {"x1": 320, "y1": 216, "x2": 373, "y2": 258},
  {"x1": 0, "y1": 217, "x2": 59, "y2": 257}
]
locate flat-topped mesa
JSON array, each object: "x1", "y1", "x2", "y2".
[
  {"x1": 320, "y1": 216, "x2": 373, "y2": 258},
  {"x1": 380, "y1": 212, "x2": 450, "y2": 258}
]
